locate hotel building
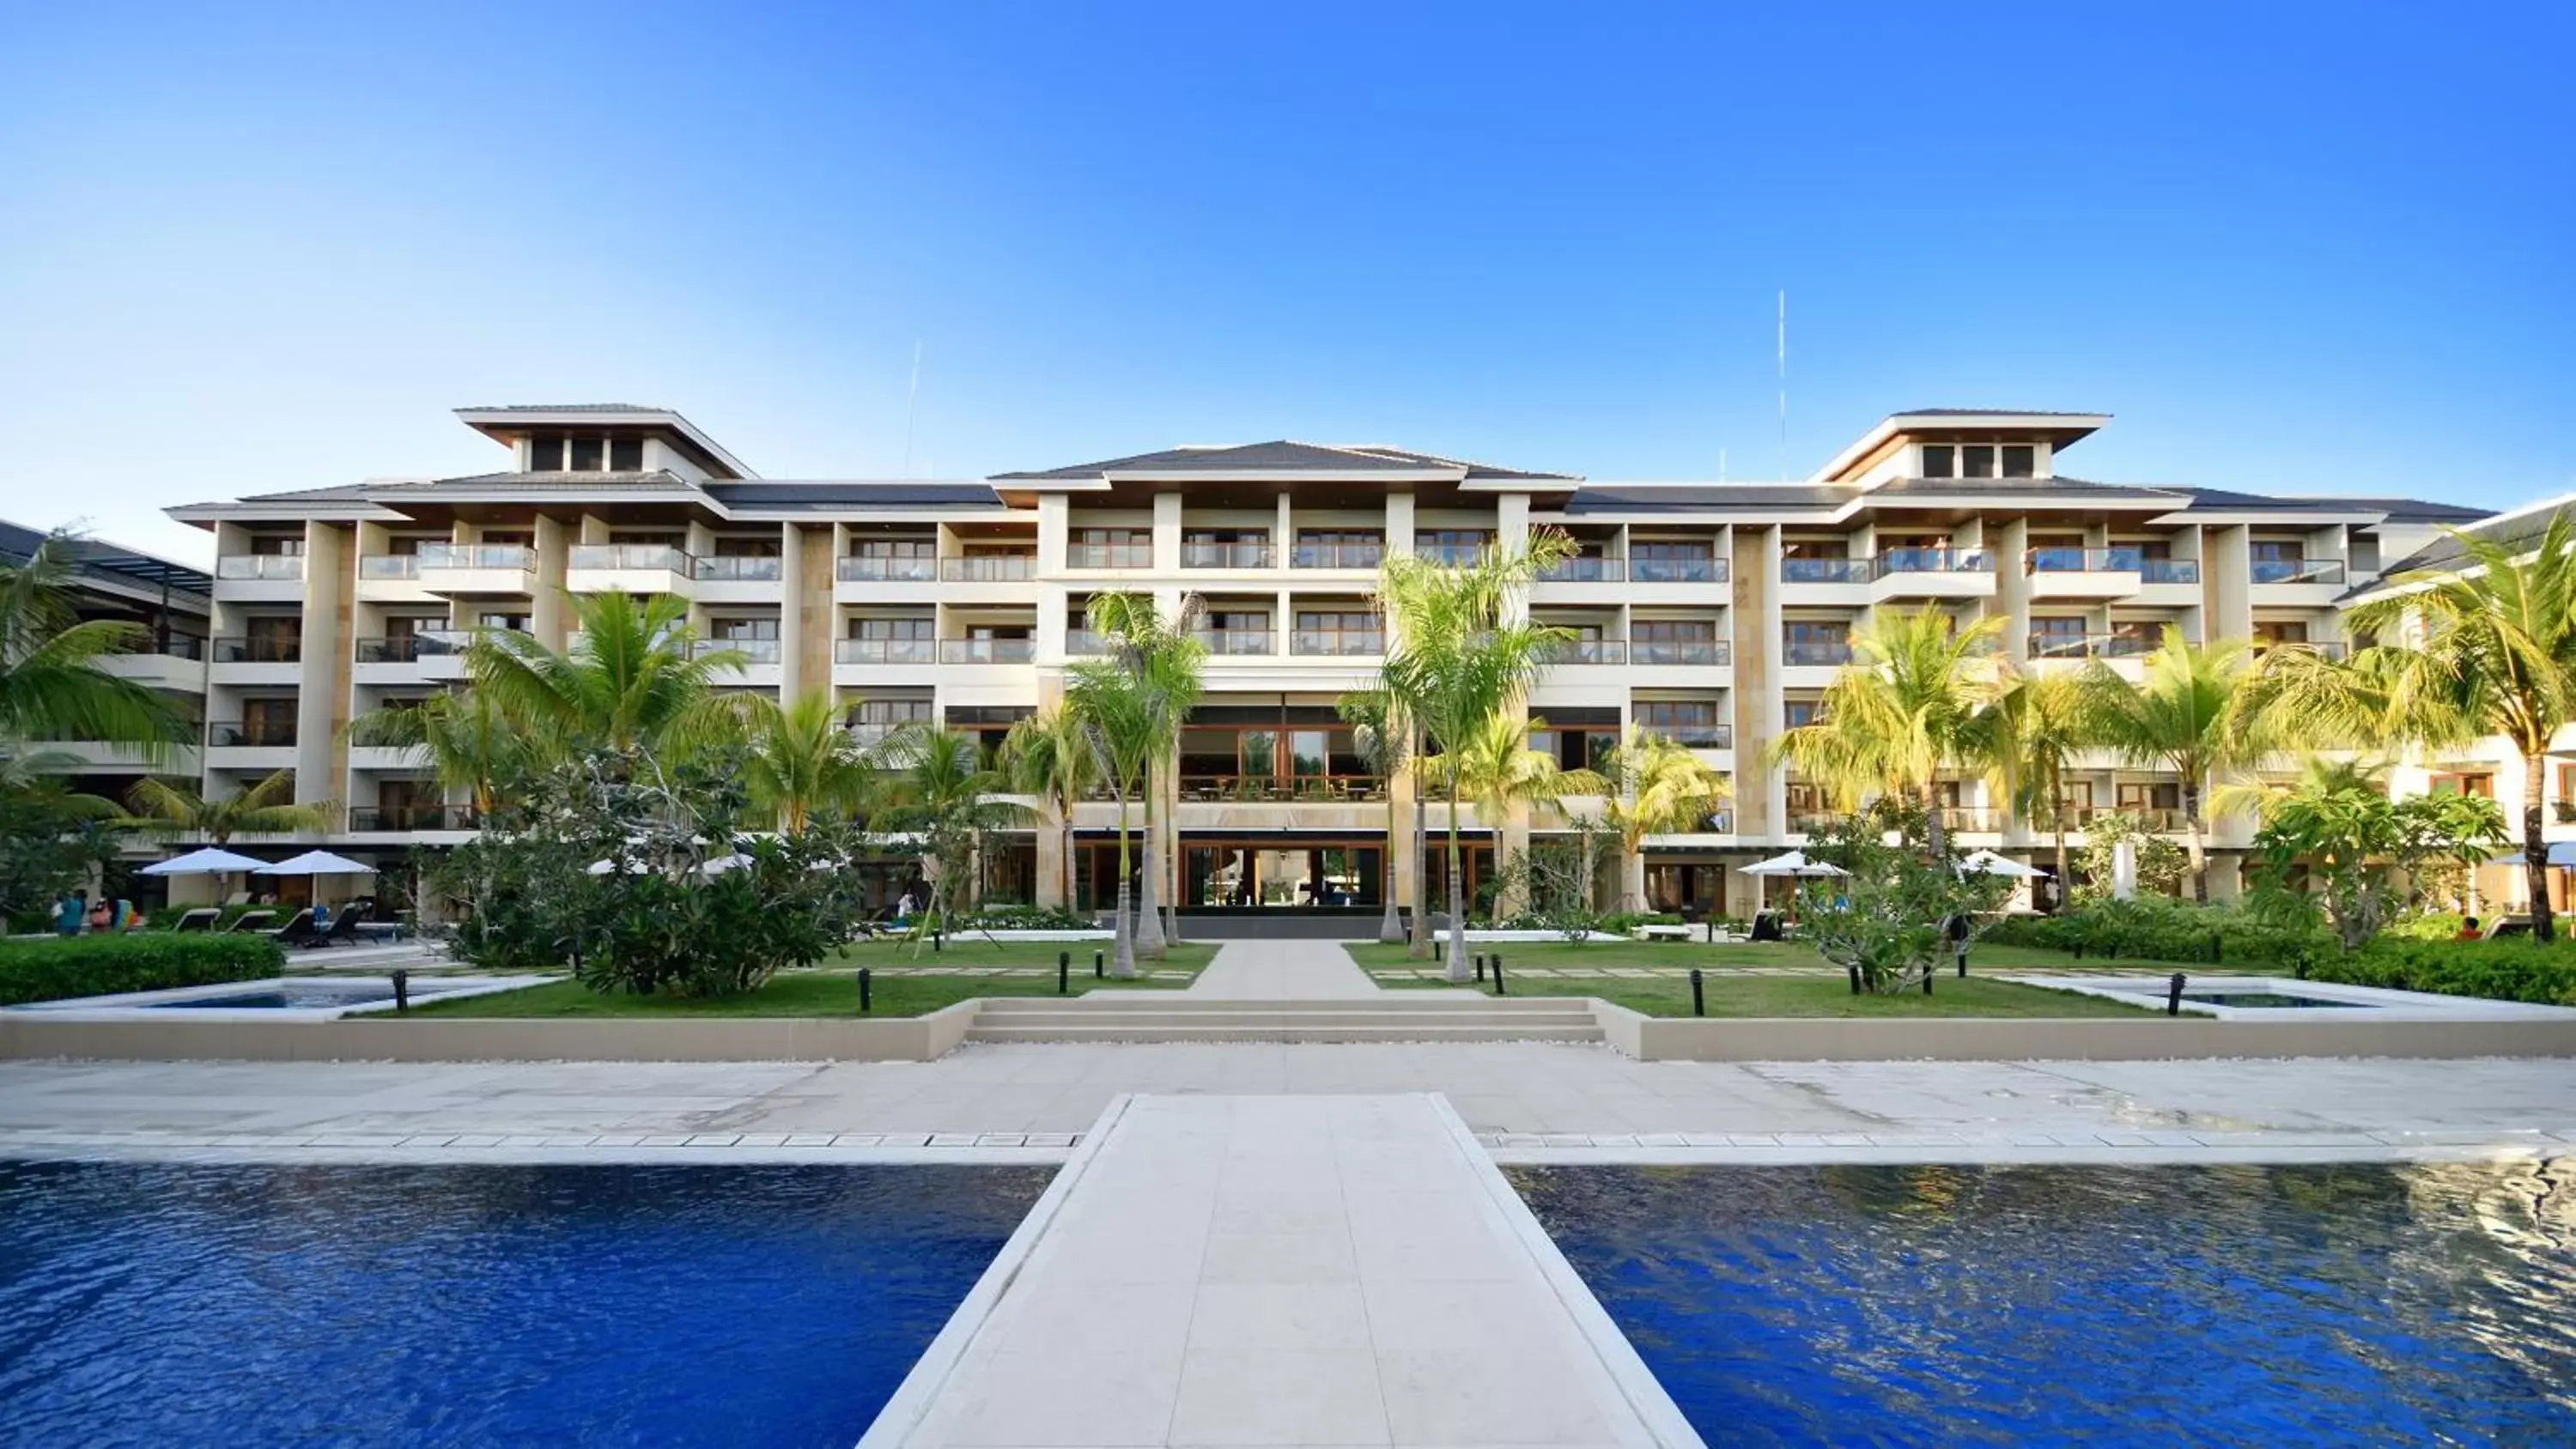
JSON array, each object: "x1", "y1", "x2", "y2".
[{"x1": 147, "y1": 403, "x2": 2500, "y2": 919}]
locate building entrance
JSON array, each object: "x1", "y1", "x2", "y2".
[{"x1": 1184, "y1": 841, "x2": 1382, "y2": 909}]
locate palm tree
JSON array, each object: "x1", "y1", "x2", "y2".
[
  {"x1": 738, "y1": 690, "x2": 874, "y2": 834},
  {"x1": 1771, "y1": 606, "x2": 2008, "y2": 858},
  {"x1": 1982, "y1": 671, "x2": 2093, "y2": 899},
  {"x1": 344, "y1": 688, "x2": 526, "y2": 820},
  {"x1": 0, "y1": 530, "x2": 187, "y2": 752},
  {"x1": 1598, "y1": 725, "x2": 1732, "y2": 912},
  {"x1": 1450, "y1": 712, "x2": 1604, "y2": 918},
  {"x1": 1003, "y1": 704, "x2": 1094, "y2": 911},
  {"x1": 2080, "y1": 627, "x2": 2289, "y2": 902},
  {"x1": 468, "y1": 591, "x2": 745, "y2": 759},
  {"x1": 1066, "y1": 653, "x2": 1156, "y2": 977},
  {"x1": 2336, "y1": 510, "x2": 2576, "y2": 942},
  {"x1": 1337, "y1": 688, "x2": 1412, "y2": 943},
  {"x1": 1378, "y1": 531, "x2": 1575, "y2": 980},
  {"x1": 1083, "y1": 592, "x2": 1205, "y2": 956},
  {"x1": 871, "y1": 721, "x2": 1024, "y2": 936},
  {"x1": 117, "y1": 769, "x2": 331, "y2": 845}
]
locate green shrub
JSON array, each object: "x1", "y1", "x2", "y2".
[
  {"x1": 2379, "y1": 912, "x2": 2468, "y2": 942},
  {"x1": 958, "y1": 903, "x2": 1095, "y2": 931},
  {"x1": 1983, "y1": 894, "x2": 2329, "y2": 970},
  {"x1": 2310, "y1": 937, "x2": 2576, "y2": 1007},
  {"x1": 0, "y1": 934, "x2": 285, "y2": 1006}
]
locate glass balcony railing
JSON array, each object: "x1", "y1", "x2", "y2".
[
  {"x1": 1631, "y1": 639, "x2": 1729, "y2": 667},
  {"x1": 941, "y1": 555, "x2": 1035, "y2": 581},
  {"x1": 1066, "y1": 544, "x2": 1152, "y2": 569},
  {"x1": 835, "y1": 637, "x2": 935, "y2": 664},
  {"x1": 349, "y1": 805, "x2": 477, "y2": 832},
  {"x1": 2028, "y1": 547, "x2": 2176, "y2": 574},
  {"x1": 1783, "y1": 638, "x2": 1854, "y2": 666},
  {"x1": 698, "y1": 637, "x2": 783, "y2": 663},
  {"x1": 1648, "y1": 723, "x2": 1733, "y2": 749},
  {"x1": 1181, "y1": 540, "x2": 1275, "y2": 569},
  {"x1": 1414, "y1": 544, "x2": 1490, "y2": 567},
  {"x1": 1064, "y1": 629, "x2": 1108, "y2": 656},
  {"x1": 2028, "y1": 632, "x2": 2176, "y2": 660},
  {"x1": 837, "y1": 555, "x2": 938, "y2": 582},
  {"x1": 843, "y1": 718, "x2": 927, "y2": 749},
  {"x1": 2141, "y1": 558, "x2": 2200, "y2": 584},
  {"x1": 1194, "y1": 629, "x2": 1277, "y2": 656},
  {"x1": 208, "y1": 719, "x2": 297, "y2": 748},
  {"x1": 1539, "y1": 558, "x2": 1625, "y2": 583},
  {"x1": 417, "y1": 543, "x2": 534, "y2": 572},
  {"x1": 1939, "y1": 807, "x2": 2004, "y2": 833},
  {"x1": 1631, "y1": 556, "x2": 1727, "y2": 584},
  {"x1": 1178, "y1": 775, "x2": 1388, "y2": 803},
  {"x1": 129, "y1": 632, "x2": 208, "y2": 660},
  {"x1": 1292, "y1": 541, "x2": 1383, "y2": 569},
  {"x1": 2251, "y1": 557, "x2": 2346, "y2": 585},
  {"x1": 1782, "y1": 557, "x2": 1870, "y2": 584},
  {"x1": 1874, "y1": 547, "x2": 1991, "y2": 574},
  {"x1": 1291, "y1": 630, "x2": 1383, "y2": 656},
  {"x1": 694, "y1": 555, "x2": 783, "y2": 581},
  {"x1": 211, "y1": 635, "x2": 301, "y2": 664},
  {"x1": 939, "y1": 637, "x2": 1036, "y2": 664},
  {"x1": 1546, "y1": 639, "x2": 1628, "y2": 664},
  {"x1": 569, "y1": 544, "x2": 692, "y2": 573},
  {"x1": 354, "y1": 631, "x2": 472, "y2": 664},
  {"x1": 216, "y1": 555, "x2": 305, "y2": 581},
  {"x1": 358, "y1": 555, "x2": 420, "y2": 579}
]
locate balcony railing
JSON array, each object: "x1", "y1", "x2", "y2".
[
  {"x1": 1631, "y1": 640, "x2": 1729, "y2": 667},
  {"x1": 1874, "y1": 547, "x2": 1991, "y2": 574},
  {"x1": 418, "y1": 543, "x2": 534, "y2": 572},
  {"x1": 1066, "y1": 544, "x2": 1152, "y2": 569},
  {"x1": 1782, "y1": 557, "x2": 1870, "y2": 584},
  {"x1": 2035, "y1": 805, "x2": 2190, "y2": 833},
  {"x1": 211, "y1": 635, "x2": 301, "y2": 664},
  {"x1": 837, "y1": 555, "x2": 938, "y2": 582},
  {"x1": 2251, "y1": 557, "x2": 2346, "y2": 585},
  {"x1": 939, "y1": 637, "x2": 1036, "y2": 664},
  {"x1": 1631, "y1": 557, "x2": 1728, "y2": 584},
  {"x1": 698, "y1": 637, "x2": 784, "y2": 663},
  {"x1": 216, "y1": 555, "x2": 305, "y2": 581},
  {"x1": 1546, "y1": 639, "x2": 1628, "y2": 664},
  {"x1": 358, "y1": 555, "x2": 420, "y2": 579},
  {"x1": 1783, "y1": 638, "x2": 1854, "y2": 666},
  {"x1": 835, "y1": 637, "x2": 935, "y2": 664},
  {"x1": 1194, "y1": 629, "x2": 1276, "y2": 656},
  {"x1": 695, "y1": 555, "x2": 784, "y2": 582},
  {"x1": 1292, "y1": 541, "x2": 1383, "y2": 569},
  {"x1": 131, "y1": 631, "x2": 208, "y2": 660},
  {"x1": 1939, "y1": 807, "x2": 2004, "y2": 833},
  {"x1": 1538, "y1": 557, "x2": 1624, "y2": 583},
  {"x1": 843, "y1": 719, "x2": 927, "y2": 749},
  {"x1": 2141, "y1": 558, "x2": 2200, "y2": 584},
  {"x1": 1646, "y1": 723, "x2": 1733, "y2": 749},
  {"x1": 2027, "y1": 547, "x2": 2172, "y2": 574},
  {"x1": 569, "y1": 544, "x2": 693, "y2": 573},
  {"x1": 349, "y1": 805, "x2": 477, "y2": 832},
  {"x1": 1181, "y1": 540, "x2": 1275, "y2": 569},
  {"x1": 2028, "y1": 632, "x2": 2172, "y2": 660},
  {"x1": 209, "y1": 719, "x2": 297, "y2": 748},
  {"x1": 1178, "y1": 775, "x2": 1388, "y2": 803},
  {"x1": 2255, "y1": 638, "x2": 2348, "y2": 659},
  {"x1": 1415, "y1": 544, "x2": 1491, "y2": 567},
  {"x1": 354, "y1": 631, "x2": 471, "y2": 664},
  {"x1": 941, "y1": 555, "x2": 1035, "y2": 581},
  {"x1": 1065, "y1": 629, "x2": 1108, "y2": 656},
  {"x1": 1291, "y1": 630, "x2": 1383, "y2": 656}
]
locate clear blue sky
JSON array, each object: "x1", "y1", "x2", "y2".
[{"x1": 3, "y1": 2, "x2": 2568, "y2": 565}]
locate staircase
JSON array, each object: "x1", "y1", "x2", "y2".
[{"x1": 964, "y1": 994, "x2": 1607, "y2": 1045}]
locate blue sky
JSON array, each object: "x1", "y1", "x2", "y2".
[{"x1": 3, "y1": 3, "x2": 2568, "y2": 564}]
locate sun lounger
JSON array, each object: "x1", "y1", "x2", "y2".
[
  {"x1": 170, "y1": 908, "x2": 220, "y2": 933},
  {"x1": 269, "y1": 909, "x2": 323, "y2": 949},
  {"x1": 224, "y1": 909, "x2": 277, "y2": 934}
]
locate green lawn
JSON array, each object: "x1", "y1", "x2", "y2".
[
  {"x1": 1342, "y1": 939, "x2": 2200, "y2": 976},
  {"x1": 407, "y1": 941, "x2": 1213, "y2": 1019}
]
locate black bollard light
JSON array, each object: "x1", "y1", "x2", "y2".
[
  {"x1": 859, "y1": 967, "x2": 872, "y2": 1014},
  {"x1": 1957, "y1": 945, "x2": 1969, "y2": 979},
  {"x1": 1094, "y1": 949, "x2": 1104, "y2": 979},
  {"x1": 1847, "y1": 963, "x2": 1862, "y2": 995},
  {"x1": 2209, "y1": 931, "x2": 2224, "y2": 964},
  {"x1": 2167, "y1": 971, "x2": 2187, "y2": 1016},
  {"x1": 1058, "y1": 950, "x2": 1070, "y2": 995},
  {"x1": 1922, "y1": 967, "x2": 1933, "y2": 997},
  {"x1": 1689, "y1": 967, "x2": 1704, "y2": 1017},
  {"x1": 1474, "y1": 953, "x2": 1486, "y2": 983},
  {"x1": 1492, "y1": 953, "x2": 1506, "y2": 996},
  {"x1": 391, "y1": 968, "x2": 410, "y2": 1013},
  {"x1": 933, "y1": 928, "x2": 943, "y2": 954}
]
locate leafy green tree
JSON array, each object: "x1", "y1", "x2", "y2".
[
  {"x1": 2080, "y1": 627, "x2": 2292, "y2": 901},
  {"x1": 1337, "y1": 688, "x2": 1413, "y2": 943},
  {"x1": 0, "y1": 530, "x2": 188, "y2": 753},
  {"x1": 2235, "y1": 759, "x2": 2512, "y2": 949},
  {"x1": 1597, "y1": 725, "x2": 1732, "y2": 913},
  {"x1": 116, "y1": 769, "x2": 330, "y2": 845},
  {"x1": 738, "y1": 690, "x2": 875, "y2": 834},
  {"x1": 1003, "y1": 704, "x2": 1094, "y2": 913},
  {"x1": 1449, "y1": 712, "x2": 1603, "y2": 919},
  {"x1": 1077, "y1": 593, "x2": 1205, "y2": 957},
  {"x1": 871, "y1": 722, "x2": 1028, "y2": 940},
  {"x1": 1802, "y1": 798, "x2": 2011, "y2": 994},
  {"x1": 344, "y1": 687, "x2": 526, "y2": 818},
  {"x1": 1983, "y1": 671, "x2": 2094, "y2": 896},
  {"x1": 1066, "y1": 647, "x2": 1156, "y2": 978},
  {"x1": 1378, "y1": 531, "x2": 1575, "y2": 980},
  {"x1": 1771, "y1": 606, "x2": 2008, "y2": 858},
  {"x1": 2071, "y1": 811, "x2": 2190, "y2": 900},
  {"x1": 0, "y1": 748, "x2": 119, "y2": 925},
  {"x1": 467, "y1": 591, "x2": 746, "y2": 760}
]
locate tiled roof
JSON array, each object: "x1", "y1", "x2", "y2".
[
  {"x1": 993, "y1": 440, "x2": 1578, "y2": 482},
  {"x1": 2370, "y1": 497, "x2": 2575, "y2": 581},
  {"x1": 1562, "y1": 485, "x2": 1854, "y2": 513},
  {"x1": 392, "y1": 470, "x2": 696, "y2": 492},
  {"x1": 456, "y1": 403, "x2": 667, "y2": 415},
  {"x1": 232, "y1": 482, "x2": 378, "y2": 503},
  {"x1": 1872, "y1": 476, "x2": 2182, "y2": 501},
  {"x1": 706, "y1": 482, "x2": 1002, "y2": 510},
  {"x1": 0, "y1": 519, "x2": 211, "y2": 596}
]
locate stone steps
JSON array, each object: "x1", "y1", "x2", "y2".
[{"x1": 965, "y1": 995, "x2": 1607, "y2": 1044}]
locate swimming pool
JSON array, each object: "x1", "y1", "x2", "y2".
[
  {"x1": 1515, "y1": 1161, "x2": 2576, "y2": 1447},
  {"x1": 0, "y1": 1161, "x2": 1049, "y2": 1447}
]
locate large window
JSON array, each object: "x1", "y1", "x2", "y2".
[
  {"x1": 1292, "y1": 609, "x2": 1381, "y2": 655},
  {"x1": 1921, "y1": 442, "x2": 2037, "y2": 479},
  {"x1": 1294, "y1": 530, "x2": 1382, "y2": 569},
  {"x1": 1783, "y1": 619, "x2": 1850, "y2": 665},
  {"x1": 1416, "y1": 530, "x2": 1492, "y2": 566},
  {"x1": 527, "y1": 433, "x2": 645, "y2": 471},
  {"x1": 1069, "y1": 528, "x2": 1152, "y2": 568}
]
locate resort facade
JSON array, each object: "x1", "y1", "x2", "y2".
[{"x1": 109, "y1": 403, "x2": 2520, "y2": 918}]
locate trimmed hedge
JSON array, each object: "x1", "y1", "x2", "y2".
[
  {"x1": 2308, "y1": 937, "x2": 2576, "y2": 1008},
  {"x1": 1982, "y1": 896, "x2": 2321, "y2": 968},
  {"x1": 0, "y1": 934, "x2": 285, "y2": 1007}
]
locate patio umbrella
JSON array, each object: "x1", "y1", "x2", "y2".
[
  {"x1": 2488, "y1": 841, "x2": 2576, "y2": 867},
  {"x1": 140, "y1": 847, "x2": 270, "y2": 877},
  {"x1": 1738, "y1": 850, "x2": 1847, "y2": 878},
  {"x1": 253, "y1": 851, "x2": 378, "y2": 877},
  {"x1": 1959, "y1": 850, "x2": 2048, "y2": 878}
]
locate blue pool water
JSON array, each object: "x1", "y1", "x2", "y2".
[
  {"x1": 140, "y1": 982, "x2": 400, "y2": 1009},
  {"x1": 0, "y1": 1162, "x2": 1048, "y2": 1446},
  {"x1": 1516, "y1": 1161, "x2": 2576, "y2": 1448}
]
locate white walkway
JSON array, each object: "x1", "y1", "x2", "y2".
[
  {"x1": 1186, "y1": 937, "x2": 1393, "y2": 999},
  {"x1": 862, "y1": 1093, "x2": 1699, "y2": 1447}
]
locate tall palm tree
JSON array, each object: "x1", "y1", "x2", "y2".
[
  {"x1": 468, "y1": 591, "x2": 745, "y2": 759},
  {"x1": 2336, "y1": 511, "x2": 2576, "y2": 942},
  {"x1": 1378, "y1": 531, "x2": 1575, "y2": 980},
  {"x1": 1066, "y1": 653, "x2": 1156, "y2": 978},
  {"x1": 1337, "y1": 688, "x2": 1412, "y2": 943},
  {"x1": 117, "y1": 769, "x2": 331, "y2": 845},
  {"x1": 738, "y1": 690, "x2": 874, "y2": 834},
  {"x1": 0, "y1": 530, "x2": 187, "y2": 752},
  {"x1": 1982, "y1": 671, "x2": 2093, "y2": 899},
  {"x1": 2080, "y1": 627, "x2": 2289, "y2": 902},
  {"x1": 1771, "y1": 606, "x2": 2008, "y2": 858},
  {"x1": 1450, "y1": 712, "x2": 1604, "y2": 918},
  {"x1": 1598, "y1": 725, "x2": 1732, "y2": 912},
  {"x1": 1083, "y1": 592, "x2": 1205, "y2": 956},
  {"x1": 871, "y1": 721, "x2": 1024, "y2": 935},
  {"x1": 1003, "y1": 703, "x2": 1094, "y2": 911},
  {"x1": 344, "y1": 687, "x2": 526, "y2": 819}
]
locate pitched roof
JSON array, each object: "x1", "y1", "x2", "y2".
[
  {"x1": 1895, "y1": 407, "x2": 2110, "y2": 419},
  {"x1": 1870, "y1": 475, "x2": 2183, "y2": 502},
  {"x1": 992, "y1": 440, "x2": 1577, "y2": 482},
  {"x1": 705, "y1": 482, "x2": 1003, "y2": 510},
  {"x1": 1562, "y1": 485, "x2": 1854, "y2": 514},
  {"x1": 2368, "y1": 495, "x2": 2576, "y2": 581},
  {"x1": 454, "y1": 403, "x2": 668, "y2": 415},
  {"x1": 0, "y1": 519, "x2": 211, "y2": 597},
  {"x1": 381, "y1": 470, "x2": 697, "y2": 494}
]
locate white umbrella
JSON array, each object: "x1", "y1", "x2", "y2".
[
  {"x1": 141, "y1": 847, "x2": 269, "y2": 876},
  {"x1": 1958, "y1": 850, "x2": 2048, "y2": 879},
  {"x1": 588, "y1": 851, "x2": 756, "y2": 876},
  {"x1": 1739, "y1": 850, "x2": 1847, "y2": 878},
  {"x1": 254, "y1": 850, "x2": 378, "y2": 876}
]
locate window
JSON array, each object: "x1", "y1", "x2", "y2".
[
  {"x1": 568, "y1": 437, "x2": 605, "y2": 471},
  {"x1": 1783, "y1": 697, "x2": 1823, "y2": 729},
  {"x1": 2001, "y1": 445, "x2": 2035, "y2": 477},
  {"x1": 1417, "y1": 529, "x2": 1492, "y2": 565},
  {"x1": 2118, "y1": 782, "x2": 2182, "y2": 812},
  {"x1": 611, "y1": 438, "x2": 644, "y2": 471},
  {"x1": 855, "y1": 617, "x2": 931, "y2": 640},
  {"x1": 1961, "y1": 445, "x2": 1996, "y2": 479},
  {"x1": 249, "y1": 534, "x2": 303, "y2": 557},
  {"x1": 1070, "y1": 528, "x2": 1152, "y2": 568},
  {"x1": 1631, "y1": 540, "x2": 1716, "y2": 581},
  {"x1": 715, "y1": 617, "x2": 779, "y2": 640},
  {"x1": 478, "y1": 611, "x2": 529, "y2": 631},
  {"x1": 1923, "y1": 440, "x2": 2036, "y2": 478},
  {"x1": 2559, "y1": 763, "x2": 2576, "y2": 803},
  {"x1": 2251, "y1": 620, "x2": 2309, "y2": 646},
  {"x1": 2030, "y1": 616, "x2": 2087, "y2": 658},
  {"x1": 1921, "y1": 445, "x2": 1955, "y2": 478}
]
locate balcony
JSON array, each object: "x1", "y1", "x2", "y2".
[
  {"x1": 1414, "y1": 544, "x2": 1488, "y2": 567},
  {"x1": 835, "y1": 637, "x2": 936, "y2": 664},
  {"x1": 348, "y1": 805, "x2": 478, "y2": 834},
  {"x1": 1292, "y1": 541, "x2": 1383, "y2": 570},
  {"x1": 2026, "y1": 547, "x2": 2147, "y2": 600},
  {"x1": 1782, "y1": 638, "x2": 1855, "y2": 667},
  {"x1": 568, "y1": 544, "x2": 695, "y2": 597},
  {"x1": 2028, "y1": 633, "x2": 2170, "y2": 661},
  {"x1": 1546, "y1": 639, "x2": 1628, "y2": 664},
  {"x1": 837, "y1": 555, "x2": 938, "y2": 583},
  {"x1": 2251, "y1": 557, "x2": 2345, "y2": 586},
  {"x1": 1631, "y1": 557, "x2": 1728, "y2": 585},
  {"x1": 216, "y1": 555, "x2": 305, "y2": 582},
  {"x1": 939, "y1": 637, "x2": 1036, "y2": 664},
  {"x1": 211, "y1": 635, "x2": 301, "y2": 665},
  {"x1": 941, "y1": 555, "x2": 1036, "y2": 582},
  {"x1": 1648, "y1": 723, "x2": 1733, "y2": 749},
  {"x1": 2142, "y1": 558, "x2": 2200, "y2": 585},
  {"x1": 1631, "y1": 640, "x2": 1730, "y2": 668},
  {"x1": 1178, "y1": 775, "x2": 1388, "y2": 803},
  {"x1": 209, "y1": 719, "x2": 297, "y2": 748},
  {"x1": 2255, "y1": 638, "x2": 2348, "y2": 660},
  {"x1": 1871, "y1": 547, "x2": 1996, "y2": 602},
  {"x1": 1538, "y1": 558, "x2": 1624, "y2": 583},
  {"x1": 1783, "y1": 557, "x2": 1871, "y2": 585},
  {"x1": 697, "y1": 637, "x2": 784, "y2": 663},
  {"x1": 1194, "y1": 629, "x2": 1277, "y2": 657},
  {"x1": 1065, "y1": 629, "x2": 1108, "y2": 656},
  {"x1": 1066, "y1": 543, "x2": 1152, "y2": 570},
  {"x1": 694, "y1": 555, "x2": 784, "y2": 582},
  {"x1": 1291, "y1": 629, "x2": 1383, "y2": 657},
  {"x1": 418, "y1": 543, "x2": 538, "y2": 596},
  {"x1": 1181, "y1": 540, "x2": 1275, "y2": 570},
  {"x1": 359, "y1": 555, "x2": 420, "y2": 579},
  {"x1": 1939, "y1": 807, "x2": 2004, "y2": 834},
  {"x1": 354, "y1": 631, "x2": 473, "y2": 664}
]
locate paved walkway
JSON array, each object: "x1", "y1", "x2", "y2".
[
  {"x1": 3, "y1": 1048, "x2": 2570, "y2": 1164},
  {"x1": 863, "y1": 1094, "x2": 1695, "y2": 1447},
  {"x1": 1187, "y1": 937, "x2": 1392, "y2": 998}
]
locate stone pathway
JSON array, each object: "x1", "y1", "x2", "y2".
[
  {"x1": 1188, "y1": 937, "x2": 1394, "y2": 999},
  {"x1": 862, "y1": 1094, "x2": 1696, "y2": 1447}
]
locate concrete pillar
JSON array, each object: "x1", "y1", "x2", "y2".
[
  {"x1": 2208, "y1": 523, "x2": 2252, "y2": 645},
  {"x1": 531, "y1": 515, "x2": 568, "y2": 645},
  {"x1": 1151, "y1": 492, "x2": 1182, "y2": 573},
  {"x1": 295, "y1": 520, "x2": 349, "y2": 827}
]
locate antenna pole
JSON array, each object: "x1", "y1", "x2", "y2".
[{"x1": 902, "y1": 339, "x2": 924, "y2": 477}]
